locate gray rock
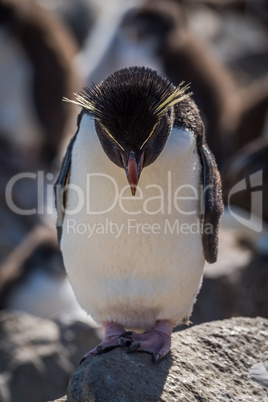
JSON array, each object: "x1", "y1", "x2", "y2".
[
  {"x1": 0, "y1": 310, "x2": 101, "y2": 402},
  {"x1": 250, "y1": 351, "x2": 268, "y2": 389},
  {"x1": 66, "y1": 317, "x2": 268, "y2": 401}
]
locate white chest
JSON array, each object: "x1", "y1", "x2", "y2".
[{"x1": 61, "y1": 114, "x2": 205, "y2": 329}]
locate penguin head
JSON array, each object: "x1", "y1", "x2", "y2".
[{"x1": 64, "y1": 67, "x2": 191, "y2": 195}]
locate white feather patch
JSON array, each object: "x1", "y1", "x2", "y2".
[{"x1": 61, "y1": 114, "x2": 205, "y2": 330}]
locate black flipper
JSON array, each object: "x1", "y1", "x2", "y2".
[
  {"x1": 199, "y1": 143, "x2": 224, "y2": 263},
  {"x1": 54, "y1": 111, "x2": 83, "y2": 243},
  {"x1": 174, "y1": 100, "x2": 223, "y2": 263}
]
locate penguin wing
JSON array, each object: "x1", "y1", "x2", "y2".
[
  {"x1": 199, "y1": 143, "x2": 224, "y2": 263},
  {"x1": 54, "y1": 113, "x2": 82, "y2": 242}
]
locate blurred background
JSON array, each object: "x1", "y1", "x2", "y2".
[{"x1": 0, "y1": 0, "x2": 267, "y2": 400}]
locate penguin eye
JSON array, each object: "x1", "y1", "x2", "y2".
[{"x1": 140, "y1": 122, "x2": 158, "y2": 150}]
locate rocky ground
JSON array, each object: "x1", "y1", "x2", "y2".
[
  {"x1": 0, "y1": 310, "x2": 101, "y2": 402},
  {"x1": 59, "y1": 317, "x2": 268, "y2": 401},
  {"x1": 0, "y1": 311, "x2": 267, "y2": 401}
]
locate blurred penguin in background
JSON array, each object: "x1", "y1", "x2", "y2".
[
  {"x1": 180, "y1": 0, "x2": 268, "y2": 154},
  {"x1": 86, "y1": 0, "x2": 237, "y2": 166},
  {"x1": 0, "y1": 222, "x2": 87, "y2": 319},
  {"x1": 86, "y1": 0, "x2": 268, "y2": 167},
  {"x1": 0, "y1": 0, "x2": 79, "y2": 169},
  {"x1": 0, "y1": 0, "x2": 81, "y2": 317},
  {"x1": 37, "y1": 0, "x2": 97, "y2": 49}
]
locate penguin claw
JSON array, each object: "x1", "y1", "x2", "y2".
[
  {"x1": 153, "y1": 353, "x2": 162, "y2": 363},
  {"x1": 120, "y1": 338, "x2": 132, "y2": 347},
  {"x1": 80, "y1": 335, "x2": 124, "y2": 362},
  {"x1": 80, "y1": 322, "x2": 172, "y2": 363},
  {"x1": 119, "y1": 321, "x2": 172, "y2": 363},
  {"x1": 127, "y1": 342, "x2": 141, "y2": 353},
  {"x1": 96, "y1": 345, "x2": 103, "y2": 355},
  {"x1": 97, "y1": 344, "x2": 119, "y2": 355},
  {"x1": 119, "y1": 338, "x2": 126, "y2": 347}
]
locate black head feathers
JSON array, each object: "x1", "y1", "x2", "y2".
[{"x1": 64, "y1": 67, "x2": 192, "y2": 152}]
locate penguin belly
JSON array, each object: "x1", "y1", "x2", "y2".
[{"x1": 61, "y1": 114, "x2": 205, "y2": 330}]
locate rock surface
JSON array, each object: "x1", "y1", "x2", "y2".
[
  {"x1": 66, "y1": 317, "x2": 268, "y2": 401},
  {"x1": 0, "y1": 310, "x2": 101, "y2": 402},
  {"x1": 249, "y1": 351, "x2": 268, "y2": 389}
]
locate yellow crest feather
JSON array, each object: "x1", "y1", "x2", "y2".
[
  {"x1": 100, "y1": 123, "x2": 125, "y2": 151},
  {"x1": 63, "y1": 93, "x2": 125, "y2": 150},
  {"x1": 63, "y1": 93, "x2": 96, "y2": 113},
  {"x1": 63, "y1": 81, "x2": 192, "y2": 152},
  {"x1": 155, "y1": 82, "x2": 192, "y2": 119},
  {"x1": 140, "y1": 122, "x2": 158, "y2": 150}
]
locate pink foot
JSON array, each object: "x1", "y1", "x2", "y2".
[
  {"x1": 80, "y1": 321, "x2": 125, "y2": 363},
  {"x1": 120, "y1": 320, "x2": 173, "y2": 362}
]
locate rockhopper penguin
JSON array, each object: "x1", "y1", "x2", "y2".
[{"x1": 55, "y1": 67, "x2": 223, "y2": 362}]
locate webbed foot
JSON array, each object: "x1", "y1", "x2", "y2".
[
  {"x1": 120, "y1": 320, "x2": 173, "y2": 362},
  {"x1": 80, "y1": 321, "x2": 125, "y2": 363}
]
